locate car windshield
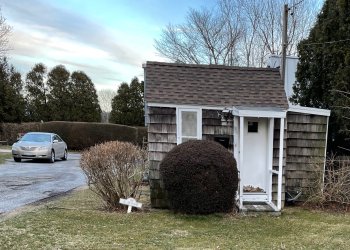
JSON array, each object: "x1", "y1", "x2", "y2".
[{"x1": 20, "y1": 134, "x2": 51, "y2": 143}]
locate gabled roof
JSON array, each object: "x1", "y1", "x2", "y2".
[{"x1": 144, "y1": 61, "x2": 288, "y2": 109}]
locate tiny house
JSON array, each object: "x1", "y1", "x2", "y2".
[{"x1": 143, "y1": 62, "x2": 330, "y2": 212}]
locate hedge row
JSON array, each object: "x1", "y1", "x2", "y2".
[{"x1": 0, "y1": 121, "x2": 147, "y2": 150}]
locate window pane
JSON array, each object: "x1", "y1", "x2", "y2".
[
  {"x1": 248, "y1": 121, "x2": 258, "y2": 133},
  {"x1": 182, "y1": 111, "x2": 197, "y2": 137}
]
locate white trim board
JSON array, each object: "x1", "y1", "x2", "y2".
[
  {"x1": 232, "y1": 107, "x2": 286, "y2": 118},
  {"x1": 148, "y1": 103, "x2": 291, "y2": 118},
  {"x1": 147, "y1": 102, "x2": 225, "y2": 110},
  {"x1": 288, "y1": 105, "x2": 330, "y2": 117}
]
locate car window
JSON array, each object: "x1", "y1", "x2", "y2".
[
  {"x1": 54, "y1": 135, "x2": 63, "y2": 142},
  {"x1": 20, "y1": 134, "x2": 51, "y2": 143}
]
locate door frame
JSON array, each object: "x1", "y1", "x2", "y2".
[
  {"x1": 232, "y1": 106, "x2": 286, "y2": 211},
  {"x1": 241, "y1": 117, "x2": 271, "y2": 202}
]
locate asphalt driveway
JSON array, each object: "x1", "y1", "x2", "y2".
[{"x1": 0, "y1": 153, "x2": 86, "y2": 214}]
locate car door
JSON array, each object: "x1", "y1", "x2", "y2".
[
  {"x1": 52, "y1": 135, "x2": 63, "y2": 157},
  {"x1": 56, "y1": 135, "x2": 66, "y2": 157}
]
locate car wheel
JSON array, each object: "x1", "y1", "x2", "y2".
[
  {"x1": 49, "y1": 150, "x2": 55, "y2": 163},
  {"x1": 14, "y1": 157, "x2": 21, "y2": 162},
  {"x1": 61, "y1": 149, "x2": 68, "y2": 161}
]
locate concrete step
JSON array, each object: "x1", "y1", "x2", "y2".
[{"x1": 239, "y1": 202, "x2": 281, "y2": 216}]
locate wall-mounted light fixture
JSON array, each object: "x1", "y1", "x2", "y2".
[{"x1": 218, "y1": 107, "x2": 233, "y2": 126}]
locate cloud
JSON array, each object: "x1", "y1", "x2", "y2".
[
  {"x1": 2, "y1": 0, "x2": 143, "y2": 65},
  {"x1": 0, "y1": 0, "x2": 165, "y2": 89}
]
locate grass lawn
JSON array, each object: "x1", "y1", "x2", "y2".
[{"x1": 1, "y1": 189, "x2": 350, "y2": 249}]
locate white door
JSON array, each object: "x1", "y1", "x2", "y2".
[{"x1": 242, "y1": 118, "x2": 268, "y2": 200}]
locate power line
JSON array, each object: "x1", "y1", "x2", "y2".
[
  {"x1": 301, "y1": 38, "x2": 350, "y2": 46},
  {"x1": 293, "y1": 0, "x2": 305, "y2": 7},
  {"x1": 289, "y1": 0, "x2": 305, "y2": 10}
]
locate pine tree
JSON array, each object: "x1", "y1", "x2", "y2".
[
  {"x1": 25, "y1": 63, "x2": 50, "y2": 121},
  {"x1": 110, "y1": 77, "x2": 144, "y2": 126},
  {"x1": 291, "y1": 0, "x2": 350, "y2": 152},
  {"x1": 25, "y1": 63, "x2": 101, "y2": 122},
  {"x1": 47, "y1": 65, "x2": 71, "y2": 121},
  {"x1": 0, "y1": 58, "x2": 25, "y2": 122},
  {"x1": 70, "y1": 71, "x2": 101, "y2": 122}
]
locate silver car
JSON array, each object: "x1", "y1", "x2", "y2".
[{"x1": 12, "y1": 132, "x2": 68, "y2": 163}]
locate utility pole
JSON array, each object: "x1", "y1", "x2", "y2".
[{"x1": 281, "y1": 4, "x2": 288, "y2": 86}]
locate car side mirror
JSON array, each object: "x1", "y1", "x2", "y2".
[{"x1": 53, "y1": 139, "x2": 59, "y2": 143}]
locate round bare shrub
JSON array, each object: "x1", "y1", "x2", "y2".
[
  {"x1": 80, "y1": 141, "x2": 148, "y2": 210},
  {"x1": 160, "y1": 140, "x2": 238, "y2": 214}
]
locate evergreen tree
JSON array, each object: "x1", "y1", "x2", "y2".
[
  {"x1": 25, "y1": 63, "x2": 50, "y2": 121},
  {"x1": 291, "y1": 0, "x2": 350, "y2": 152},
  {"x1": 70, "y1": 71, "x2": 101, "y2": 122},
  {"x1": 47, "y1": 65, "x2": 71, "y2": 121},
  {"x1": 7, "y1": 68, "x2": 25, "y2": 122},
  {"x1": 25, "y1": 63, "x2": 101, "y2": 122},
  {"x1": 0, "y1": 58, "x2": 25, "y2": 122},
  {"x1": 110, "y1": 77, "x2": 144, "y2": 126}
]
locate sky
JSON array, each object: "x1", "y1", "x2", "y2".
[{"x1": 0, "y1": 0, "x2": 215, "y2": 90}]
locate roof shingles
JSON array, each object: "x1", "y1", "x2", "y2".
[{"x1": 144, "y1": 62, "x2": 288, "y2": 109}]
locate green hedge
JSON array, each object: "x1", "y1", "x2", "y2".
[
  {"x1": 0, "y1": 122, "x2": 40, "y2": 144},
  {"x1": 0, "y1": 122, "x2": 147, "y2": 150},
  {"x1": 135, "y1": 126, "x2": 148, "y2": 146}
]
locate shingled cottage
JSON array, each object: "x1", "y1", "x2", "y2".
[{"x1": 143, "y1": 61, "x2": 330, "y2": 212}]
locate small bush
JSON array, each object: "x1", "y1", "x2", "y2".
[
  {"x1": 80, "y1": 141, "x2": 148, "y2": 210},
  {"x1": 160, "y1": 140, "x2": 238, "y2": 214},
  {"x1": 306, "y1": 156, "x2": 350, "y2": 208}
]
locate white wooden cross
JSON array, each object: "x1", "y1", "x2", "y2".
[{"x1": 119, "y1": 198, "x2": 142, "y2": 213}]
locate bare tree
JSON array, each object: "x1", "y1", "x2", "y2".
[
  {"x1": 155, "y1": 1, "x2": 243, "y2": 65},
  {"x1": 237, "y1": 0, "x2": 261, "y2": 66},
  {"x1": 248, "y1": 0, "x2": 319, "y2": 65},
  {"x1": 97, "y1": 89, "x2": 116, "y2": 123},
  {"x1": 155, "y1": 0, "x2": 321, "y2": 67},
  {"x1": 0, "y1": 9, "x2": 11, "y2": 56}
]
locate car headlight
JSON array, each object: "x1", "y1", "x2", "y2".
[
  {"x1": 38, "y1": 146, "x2": 49, "y2": 150},
  {"x1": 12, "y1": 145, "x2": 20, "y2": 150}
]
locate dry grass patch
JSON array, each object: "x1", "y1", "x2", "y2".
[
  {"x1": 1, "y1": 189, "x2": 350, "y2": 249},
  {"x1": 0, "y1": 152, "x2": 11, "y2": 164}
]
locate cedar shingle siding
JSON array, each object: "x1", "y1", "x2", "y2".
[
  {"x1": 202, "y1": 110, "x2": 233, "y2": 151},
  {"x1": 148, "y1": 107, "x2": 176, "y2": 208},
  {"x1": 286, "y1": 112, "x2": 328, "y2": 198}
]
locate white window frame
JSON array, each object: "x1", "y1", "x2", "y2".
[{"x1": 176, "y1": 107, "x2": 202, "y2": 144}]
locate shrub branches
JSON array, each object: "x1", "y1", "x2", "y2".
[
  {"x1": 80, "y1": 141, "x2": 148, "y2": 210},
  {"x1": 306, "y1": 156, "x2": 350, "y2": 208}
]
